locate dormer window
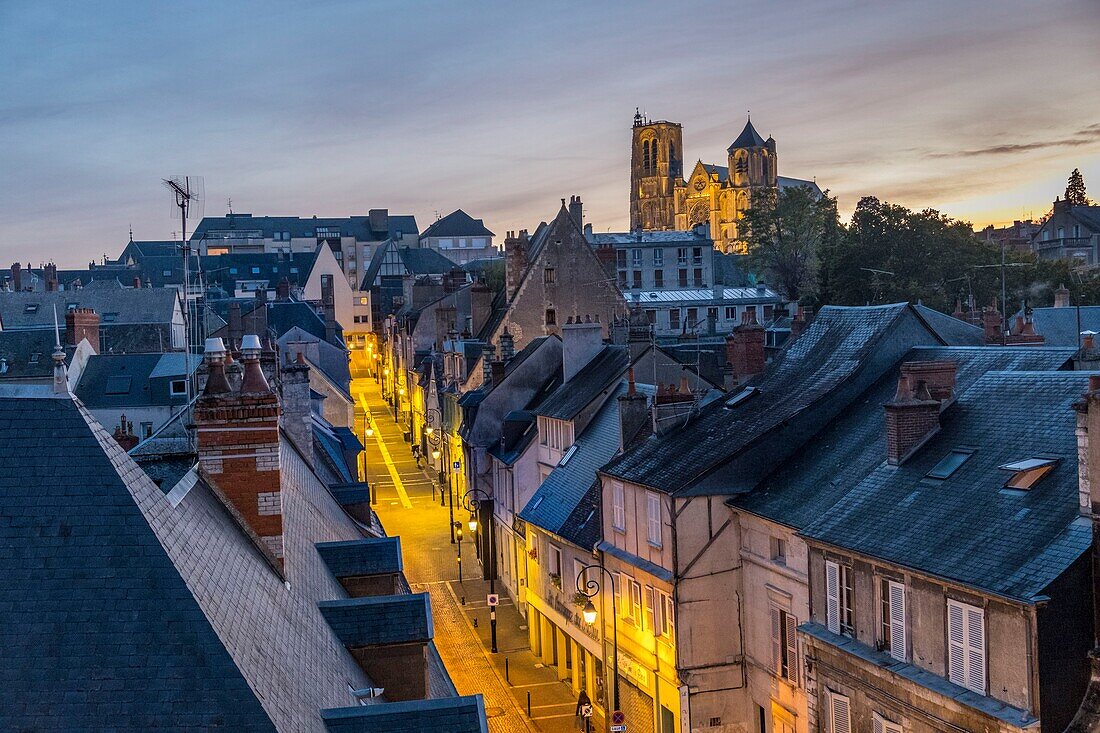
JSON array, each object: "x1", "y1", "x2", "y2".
[{"x1": 999, "y1": 458, "x2": 1057, "y2": 490}]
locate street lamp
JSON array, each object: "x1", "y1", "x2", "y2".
[
  {"x1": 454, "y1": 522, "x2": 463, "y2": 583},
  {"x1": 577, "y1": 562, "x2": 620, "y2": 721},
  {"x1": 462, "y1": 487, "x2": 497, "y2": 653}
]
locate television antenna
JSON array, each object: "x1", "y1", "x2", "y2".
[{"x1": 162, "y1": 176, "x2": 205, "y2": 423}]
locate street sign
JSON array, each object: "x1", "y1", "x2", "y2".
[
  {"x1": 610, "y1": 726, "x2": 627, "y2": 732},
  {"x1": 453, "y1": 461, "x2": 461, "y2": 471},
  {"x1": 612, "y1": 711, "x2": 626, "y2": 726},
  {"x1": 581, "y1": 704, "x2": 593, "y2": 719},
  {"x1": 487, "y1": 594, "x2": 499, "y2": 607}
]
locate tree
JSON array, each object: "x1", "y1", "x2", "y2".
[
  {"x1": 741, "y1": 184, "x2": 839, "y2": 302},
  {"x1": 1065, "y1": 168, "x2": 1090, "y2": 206}
]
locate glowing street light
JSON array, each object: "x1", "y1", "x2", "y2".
[
  {"x1": 582, "y1": 600, "x2": 598, "y2": 626},
  {"x1": 468, "y1": 513, "x2": 478, "y2": 533},
  {"x1": 432, "y1": 447, "x2": 441, "y2": 461}
]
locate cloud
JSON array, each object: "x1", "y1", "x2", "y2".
[{"x1": 927, "y1": 126, "x2": 1100, "y2": 158}]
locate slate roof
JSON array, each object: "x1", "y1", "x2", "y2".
[
  {"x1": 587, "y1": 231, "x2": 710, "y2": 246},
  {"x1": 319, "y1": 594, "x2": 433, "y2": 646},
  {"x1": 0, "y1": 281, "x2": 179, "y2": 329},
  {"x1": 712, "y1": 253, "x2": 750, "y2": 286},
  {"x1": 777, "y1": 176, "x2": 823, "y2": 197},
  {"x1": 420, "y1": 210, "x2": 495, "y2": 239},
  {"x1": 800, "y1": 370, "x2": 1090, "y2": 602},
  {"x1": 0, "y1": 331, "x2": 74, "y2": 379},
  {"x1": 321, "y1": 696, "x2": 488, "y2": 733},
  {"x1": 602, "y1": 304, "x2": 948, "y2": 494},
  {"x1": 74, "y1": 352, "x2": 190, "y2": 409},
  {"x1": 198, "y1": 251, "x2": 319, "y2": 293},
  {"x1": 701, "y1": 163, "x2": 729, "y2": 183},
  {"x1": 0, "y1": 389, "x2": 409, "y2": 730},
  {"x1": 913, "y1": 303, "x2": 985, "y2": 345},
  {"x1": 1027, "y1": 306, "x2": 1100, "y2": 347},
  {"x1": 728, "y1": 118, "x2": 767, "y2": 151},
  {"x1": 361, "y1": 243, "x2": 459, "y2": 290},
  {"x1": 734, "y1": 346, "x2": 1077, "y2": 532},
  {"x1": 192, "y1": 213, "x2": 418, "y2": 244},
  {"x1": 535, "y1": 345, "x2": 630, "y2": 421}
]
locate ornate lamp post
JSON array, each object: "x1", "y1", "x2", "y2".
[
  {"x1": 454, "y1": 522, "x2": 463, "y2": 582},
  {"x1": 577, "y1": 562, "x2": 620, "y2": 723},
  {"x1": 462, "y1": 487, "x2": 497, "y2": 653}
]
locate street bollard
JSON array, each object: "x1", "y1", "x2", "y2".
[
  {"x1": 526, "y1": 691, "x2": 531, "y2": 717},
  {"x1": 473, "y1": 617, "x2": 478, "y2": 628},
  {"x1": 505, "y1": 657, "x2": 509, "y2": 684}
]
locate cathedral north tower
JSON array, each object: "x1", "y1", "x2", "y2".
[{"x1": 629, "y1": 110, "x2": 683, "y2": 231}]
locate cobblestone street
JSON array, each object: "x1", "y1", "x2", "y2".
[{"x1": 352, "y1": 373, "x2": 584, "y2": 733}]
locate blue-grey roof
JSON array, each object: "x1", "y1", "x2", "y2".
[
  {"x1": 535, "y1": 345, "x2": 630, "y2": 421},
  {"x1": 800, "y1": 370, "x2": 1090, "y2": 601},
  {"x1": 317, "y1": 537, "x2": 403, "y2": 578},
  {"x1": 0, "y1": 280, "x2": 179, "y2": 329},
  {"x1": 597, "y1": 540, "x2": 674, "y2": 583},
  {"x1": 321, "y1": 696, "x2": 488, "y2": 733},
  {"x1": 913, "y1": 304, "x2": 985, "y2": 345},
  {"x1": 1027, "y1": 306, "x2": 1100, "y2": 347},
  {"x1": 734, "y1": 346, "x2": 1077, "y2": 535},
  {"x1": 74, "y1": 352, "x2": 190, "y2": 409},
  {"x1": 192, "y1": 213, "x2": 418, "y2": 244},
  {"x1": 361, "y1": 242, "x2": 459, "y2": 290},
  {"x1": 420, "y1": 210, "x2": 494, "y2": 239},
  {"x1": 728, "y1": 118, "x2": 766, "y2": 151},
  {"x1": 521, "y1": 382, "x2": 643, "y2": 547},
  {"x1": 603, "y1": 303, "x2": 946, "y2": 494},
  {"x1": 0, "y1": 331, "x2": 75, "y2": 379},
  {"x1": 319, "y1": 594, "x2": 433, "y2": 646}
]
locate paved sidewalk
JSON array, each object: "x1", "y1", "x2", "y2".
[{"x1": 352, "y1": 376, "x2": 588, "y2": 733}]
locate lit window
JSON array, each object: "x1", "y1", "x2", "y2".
[{"x1": 1000, "y1": 457, "x2": 1057, "y2": 489}]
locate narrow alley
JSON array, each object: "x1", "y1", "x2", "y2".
[{"x1": 351, "y1": 370, "x2": 588, "y2": 733}]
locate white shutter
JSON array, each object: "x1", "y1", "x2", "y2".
[
  {"x1": 631, "y1": 580, "x2": 643, "y2": 624},
  {"x1": 770, "y1": 607, "x2": 782, "y2": 676},
  {"x1": 785, "y1": 612, "x2": 799, "y2": 684},
  {"x1": 612, "y1": 482, "x2": 625, "y2": 530},
  {"x1": 825, "y1": 561, "x2": 840, "y2": 634},
  {"x1": 647, "y1": 491, "x2": 662, "y2": 545},
  {"x1": 645, "y1": 586, "x2": 656, "y2": 631},
  {"x1": 613, "y1": 572, "x2": 622, "y2": 617},
  {"x1": 888, "y1": 581, "x2": 906, "y2": 661},
  {"x1": 966, "y1": 605, "x2": 986, "y2": 693},
  {"x1": 828, "y1": 691, "x2": 851, "y2": 733},
  {"x1": 947, "y1": 600, "x2": 966, "y2": 686},
  {"x1": 872, "y1": 714, "x2": 884, "y2": 733}
]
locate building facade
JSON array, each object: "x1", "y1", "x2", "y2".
[{"x1": 420, "y1": 209, "x2": 496, "y2": 265}]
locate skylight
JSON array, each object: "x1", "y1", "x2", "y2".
[
  {"x1": 23, "y1": 304, "x2": 38, "y2": 314},
  {"x1": 725, "y1": 387, "x2": 758, "y2": 408},
  {"x1": 105, "y1": 376, "x2": 132, "y2": 395},
  {"x1": 559, "y1": 445, "x2": 579, "y2": 466},
  {"x1": 927, "y1": 449, "x2": 974, "y2": 480},
  {"x1": 999, "y1": 458, "x2": 1058, "y2": 490}
]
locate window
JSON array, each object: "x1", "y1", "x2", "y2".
[
  {"x1": 725, "y1": 306, "x2": 736, "y2": 321},
  {"x1": 251, "y1": 266, "x2": 260, "y2": 274},
  {"x1": 770, "y1": 536, "x2": 787, "y2": 565},
  {"x1": 770, "y1": 606, "x2": 798, "y2": 684},
  {"x1": 947, "y1": 599, "x2": 986, "y2": 694},
  {"x1": 880, "y1": 579, "x2": 907, "y2": 661},
  {"x1": 629, "y1": 579, "x2": 643, "y2": 625},
  {"x1": 654, "y1": 270, "x2": 664, "y2": 288},
  {"x1": 633, "y1": 271, "x2": 642, "y2": 289},
  {"x1": 28, "y1": 353, "x2": 40, "y2": 364},
  {"x1": 141, "y1": 422, "x2": 153, "y2": 438},
  {"x1": 1000, "y1": 457, "x2": 1057, "y2": 489},
  {"x1": 824, "y1": 690, "x2": 851, "y2": 733},
  {"x1": 653, "y1": 248, "x2": 664, "y2": 266},
  {"x1": 631, "y1": 249, "x2": 643, "y2": 266},
  {"x1": 678, "y1": 269, "x2": 688, "y2": 287},
  {"x1": 105, "y1": 375, "x2": 132, "y2": 394},
  {"x1": 825, "y1": 561, "x2": 854, "y2": 637},
  {"x1": 872, "y1": 712, "x2": 903, "y2": 733},
  {"x1": 669, "y1": 308, "x2": 680, "y2": 330},
  {"x1": 644, "y1": 309, "x2": 657, "y2": 324},
  {"x1": 23, "y1": 304, "x2": 38, "y2": 314},
  {"x1": 611, "y1": 481, "x2": 625, "y2": 531},
  {"x1": 645, "y1": 586, "x2": 657, "y2": 631},
  {"x1": 661, "y1": 591, "x2": 675, "y2": 639},
  {"x1": 686, "y1": 308, "x2": 698, "y2": 329},
  {"x1": 229, "y1": 267, "x2": 238, "y2": 275},
  {"x1": 928, "y1": 449, "x2": 973, "y2": 479},
  {"x1": 169, "y1": 379, "x2": 187, "y2": 396},
  {"x1": 1058, "y1": 226, "x2": 1065, "y2": 239},
  {"x1": 677, "y1": 248, "x2": 688, "y2": 265},
  {"x1": 646, "y1": 491, "x2": 662, "y2": 546},
  {"x1": 162, "y1": 269, "x2": 172, "y2": 277},
  {"x1": 707, "y1": 307, "x2": 718, "y2": 325},
  {"x1": 544, "y1": 267, "x2": 556, "y2": 284},
  {"x1": 692, "y1": 268, "x2": 703, "y2": 286},
  {"x1": 548, "y1": 544, "x2": 562, "y2": 576},
  {"x1": 545, "y1": 308, "x2": 557, "y2": 326},
  {"x1": 692, "y1": 247, "x2": 702, "y2": 264},
  {"x1": 358, "y1": 296, "x2": 368, "y2": 305},
  {"x1": 574, "y1": 559, "x2": 586, "y2": 594}
]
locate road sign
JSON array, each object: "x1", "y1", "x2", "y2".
[
  {"x1": 453, "y1": 461, "x2": 461, "y2": 471},
  {"x1": 610, "y1": 726, "x2": 627, "y2": 732},
  {"x1": 487, "y1": 594, "x2": 499, "y2": 607},
  {"x1": 581, "y1": 704, "x2": 593, "y2": 719},
  {"x1": 612, "y1": 711, "x2": 626, "y2": 726}
]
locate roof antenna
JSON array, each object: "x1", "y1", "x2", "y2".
[
  {"x1": 128, "y1": 224, "x2": 133, "y2": 242},
  {"x1": 227, "y1": 197, "x2": 233, "y2": 215}
]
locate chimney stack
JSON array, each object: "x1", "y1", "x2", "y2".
[
  {"x1": 281, "y1": 350, "x2": 313, "y2": 466},
  {"x1": 321, "y1": 274, "x2": 337, "y2": 344},
  {"x1": 368, "y1": 208, "x2": 389, "y2": 236},
  {"x1": 983, "y1": 303, "x2": 1003, "y2": 344},
  {"x1": 504, "y1": 230, "x2": 529, "y2": 300},
  {"x1": 789, "y1": 306, "x2": 812, "y2": 342},
  {"x1": 44, "y1": 263, "x2": 58, "y2": 292},
  {"x1": 1055, "y1": 284, "x2": 1072, "y2": 308},
  {"x1": 276, "y1": 277, "x2": 291, "y2": 301},
  {"x1": 568, "y1": 195, "x2": 583, "y2": 229},
  {"x1": 884, "y1": 359, "x2": 957, "y2": 465},
  {"x1": 227, "y1": 302, "x2": 243, "y2": 350},
  {"x1": 10, "y1": 262, "x2": 21, "y2": 292},
  {"x1": 470, "y1": 279, "x2": 493, "y2": 338},
  {"x1": 65, "y1": 308, "x2": 100, "y2": 353},
  {"x1": 617, "y1": 368, "x2": 649, "y2": 450},
  {"x1": 132, "y1": 276, "x2": 142, "y2": 289},
  {"x1": 499, "y1": 327, "x2": 515, "y2": 362},
  {"x1": 652, "y1": 380, "x2": 695, "y2": 436},
  {"x1": 725, "y1": 309, "x2": 766, "y2": 386},
  {"x1": 194, "y1": 335, "x2": 284, "y2": 573},
  {"x1": 112, "y1": 414, "x2": 139, "y2": 451},
  {"x1": 561, "y1": 314, "x2": 605, "y2": 383}
]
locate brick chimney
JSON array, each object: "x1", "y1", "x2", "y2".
[
  {"x1": 561, "y1": 314, "x2": 605, "y2": 383},
  {"x1": 281, "y1": 349, "x2": 313, "y2": 466},
  {"x1": 726, "y1": 309, "x2": 766, "y2": 385},
  {"x1": 481, "y1": 343, "x2": 496, "y2": 387},
  {"x1": 65, "y1": 308, "x2": 100, "y2": 353},
  {"x1": 442, "y1": 268, "x2": 466, "y2": 295},
  {"x1": 470, "y1": 279, "x2": 493, "y2": 338},
  {"x1": 112, "y1": 413, "x2": 139, "y2": 451},
  {"x1": 504, "y1": 230, "x2": 529, "y2": 300},
  {"x1": 618, "y1": 368, "x2": 649, "y2": 449},
  {"x1": 368, "y1": 208, "x2": 389, "y2": 237},
  {"x1": 194, "y1": 336, "x2": 284, "y2": 573},
  {"x1": 884, "y1": 364, "x2": 953, "y2": 465},
  {"x1": 227, "y1": 302, "x2": 243, "y2": 350},
  {"x1": 10, "y1": 262, "x2": 21, "y2": 292},
  {"x1": 276, "y1": 277, "x2": 291, "y2": 301},
  {"x1": 652, "y1": 379, "x2": 695, "y2": 436},
  {"x1": 983, "y1": 303, "x2": 1003, "y2": 344},
  {"x1": 789, "y1": 306, "x2": 812, "y2": 342},
  {"x1": 44, "y1": 263, "x2": 58, "y2": 292},
  {"x1": 499, "y1": 327, "x2": 515, "y2": 362}
]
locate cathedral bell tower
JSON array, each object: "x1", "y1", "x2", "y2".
[
  {"x1": 726, "y1": 117, "x2": 777, "y2": 189},
  {"x1": 629, "y1": 109, "x2": 684, "y2": 231}
]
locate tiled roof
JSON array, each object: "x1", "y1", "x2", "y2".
[
  {"x1": 74, "y1": 352, "x2": 194, "y2": 409},
  {"x1": 420, "y1": 210, "x2": 494, "y2": 239},
  {"x1": 0, "y1": 389, "x2": 406, "y2": 729},
  {"x1": 0, "y1": 281, "x2": 178, "y2": 329},
  {"x1": 319, "y1": 594, "x2": 433, "y2": 646},
  {"x1": 728, "y1": 118, "x2": 767, "y2": 151},
  {"x1": 799, "y1": 370, "x2": 1090, "y2": 601},
  {"x1": 0, "y1": 330, "x2": 74, "y2": 379},
  {"x1": 535, "y1": 345, "x2": 630, "y2": 421},
  {"x1": 913, "y1": 304, "x2": 985, "y2": 345},
  {"x1": 602, "y1": 303, "x2": 937, "y2": 494},
  {"x1": 734, "y1": 346, "x2": 1077, "y2": 532},
  {"x1": 316, "y1": 537, "x2": 403, "y2": 578},
  {"x1": 192, "y1": 214, "x2": 418, "y2": 244},
  {"x1": 1027, "y1": 306, "x2": 1100, "y2": 347},
  {"x1": 321, "y1": 696, "x2": 488, "y2": 733}
]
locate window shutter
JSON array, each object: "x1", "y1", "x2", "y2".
[
  {"x1": 888, "y1": 581, "x2": 906, "y2": 661},
  {"x1": 785, "y1": 612, "x2": 799, "y2": 684},
  {"x1": 872, "y1": 714, "x2": 884, "y2": 733},
  {"x1": 645, "y1": 586, "x2": 656, "y2": 632},
  {"x1": 613, "y1": 573, "x2": 622, "y2": 617},
  {"x1": 825, "y1": 561, "x2": 840, "y2": 634},
  {"x1": 647, "y1": 491, "x2": 661, "y2": 544},
  {"x1": 631, "y1": 581, "x2": 643, "y2": 624},
  {"x1": 947, "y1": 600, "x2": 967, "y2": 687},
  {"x1": 828, "y1": 691, "x2": 851, "y2": 733},
  {"x1": 966, "y1": 605, "x2": 986, "y2": 693},
  {"x1": 770, "y1": 607, "x2": 782, "y2": 676}
]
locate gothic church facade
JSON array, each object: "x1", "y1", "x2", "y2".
[{"x1": 629, "y1": 112, "x2": 820, "y2": 254}]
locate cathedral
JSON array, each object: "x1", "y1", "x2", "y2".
[{"x1": 629, "y1": 111, "x2": 821, "y2": 254}]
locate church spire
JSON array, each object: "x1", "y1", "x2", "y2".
[{"x1": 727, "y1": 116, "x2": 767, "y2": 152}]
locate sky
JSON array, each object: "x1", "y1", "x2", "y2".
[{"x1": 2, "y1": 0, "x2": 1099, "y2": 267}]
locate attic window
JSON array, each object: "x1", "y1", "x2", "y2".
[
  {"x1": 725, "y1": 386, "x2": 758, "y2": 408},
  {"x1": 1000, "y1": 458, "x2": 1058, "y2": 490},
  {"x1": 229, "y1": 267, "x2": 238, "y2": 274},
  {"x1": 29, "y1": 353, "x2": 40, "y2": 364},
  {"x1": 102, "y1": 312, "x2": 118, "y2": 323},
  {"x1": 23, "y1": 304, "x2": 38, "y2": 314},
  {"x1": 290, "y1": 267, "x2": 299, "y2": 274},
  {"x1": 559, "y1": 445, "x2": 578, "y2": 466},
  {"x1": 927, "y1": 449, "x2": 974, "y2": 480}
]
